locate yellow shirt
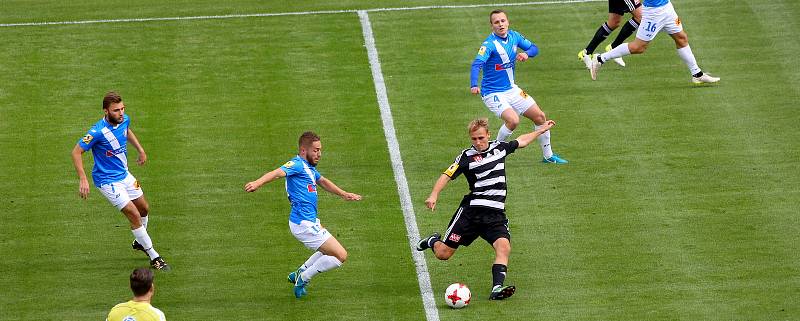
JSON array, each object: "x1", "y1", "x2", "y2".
[{"x1": 107, "y1": 300, "x2": 166, "y2": 321}]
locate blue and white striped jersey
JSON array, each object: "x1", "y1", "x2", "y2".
[
  {"x1": 642, "y1": 0, "x2": 668, "y2": 7},
  {"x1": 281, "y1": 155, "x2": 322, "y2": 224},
  {"x1": 472, "y1": 30, "x2": 536, "y2": 95},
  {"x1": 78, "y1": 115, "x2": 131, "y2": 187}
]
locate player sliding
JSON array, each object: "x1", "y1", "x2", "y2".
[
  {"x1": 417, "y1": 118, "x2": 556, "y2": 300},
  {"x1": 589, "y1": 0, "x2": 720, "y2": 84},
  {"x1": 244, "y1": 131, "x2": 362, "y2": 298},
  {"x1": 470, "y1": 9, "x2": 567, "y2": 164}
]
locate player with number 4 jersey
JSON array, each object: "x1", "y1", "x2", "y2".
[{"x1": 470, "y1": 9, "x2": 567, "y2": 164}]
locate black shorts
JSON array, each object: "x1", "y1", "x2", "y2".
[
  {"x1": 609, "y1": 0, "x2": 641, "y2": 15},
  {"x1": 442, "y1": 205, "x2": 510, "y2": 248}
]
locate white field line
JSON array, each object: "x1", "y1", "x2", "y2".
[
  {"x1": 358, "y1": 10, "x2": 439, "y2": 321},
  {"x1": 0, "y1": 0, "x2": 602, "y2": 27}
]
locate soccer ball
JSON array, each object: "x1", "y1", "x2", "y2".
[{"x1": 444, "y1": 283, "x2": 471, "y2": 308}]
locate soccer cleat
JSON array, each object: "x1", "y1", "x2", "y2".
[
  {"x1": 293, "y1": 273, "x2": 309, "y2": 298},
  {"x1": 489, "y1": 285, "x2": 516, "y2": 300},
  {"x1": 288, "y1": 267, "x2": 305, "y2": 284},
  {"x1": 692, "y1": 73, "x2": 720, "y2": 84},
  {"x1": 578, "y1": 49, "x2": 592, "y2": 69},
  {"x1": 132, "y1": 240, "x2": 146, "y2": 255},
  {"x1": 542, "y1": 154, "x2": 568, "y2": 164},
  {"x1": 150, "y1": 257, "x2": 171, "y2": 271},
  {"x1": 416, "y1": 232, "x2": 441, "y2": 251},
  {"x1": 589, "y1": 54, "x2": 602, "y2": 80},
  {"x1": 605, "y1": 44, "x2": 626, "y2": 67}
]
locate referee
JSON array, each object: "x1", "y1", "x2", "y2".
[{"x1": 417, "y1": 117, "x2": 555, "y2": 300}]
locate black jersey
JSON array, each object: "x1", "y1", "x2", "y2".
[{"x1": 443, "y1": 140, "x2": 519, "y2": 211}]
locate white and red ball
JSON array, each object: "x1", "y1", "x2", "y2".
[{"x1": 444, "y1": 283, "x2": 471, "y2": 308}]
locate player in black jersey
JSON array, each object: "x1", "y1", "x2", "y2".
[{"x1": 417, "y1": 117, "x2": 555, "y2": 300}]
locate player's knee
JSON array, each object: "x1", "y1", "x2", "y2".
[
  {"x1": 505, "y1": 118, "x2": 519, "y2": 129},
  {"x1": 138, "y1": 205, "x2": 149, "y2": 217},
  {"x1": 629, "y1": 42, "x2": 647, "y2": 54},
  {"x1": 434, "y1": 251, "x2": 451, "y2": 261},
  {"x1": 335, "y1": 249, "x2": 348, "y2": 263}
]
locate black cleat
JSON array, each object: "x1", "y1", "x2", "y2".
[
  {"x1": 132, "y1": 240, "x2": 146, "y2": 253},
  {"x1": 416, "y1": 232, "x2": 441, "y2": 251},
  {"x1": 489, "y1": 285, "x2": 516, "y2": 300},
  {"x1": 150, "y1": 257, "x2": 171, "y2": 271}
]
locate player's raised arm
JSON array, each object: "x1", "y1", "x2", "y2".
[
  {"x1": 317, "y1": 177, "x2": 362, "y2": 201},
  {"x1": 244, "y1": 167, "x2": 287, "y2": 192},
  {"x1": 425, "y1": 174, "x2": 452, "y2": 211},
  {"x1": 71, "y1": 144, "x2": 91, "y2": 199},
  {"x1": 515, "y1": 120, "x2": 555, "y2": 149},
  {"x1": 126, "y1": 128, "x2": 147, "y2": 166}
]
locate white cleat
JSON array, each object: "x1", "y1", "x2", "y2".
[
  {"x1": 582, "y1": 52, "x2": 593, "y2": 70},
  {"x1": 605, "y1": 44, "x2": 626, "y2": 67},
  {"x1": 692, "y1": 73, "x2": 720, "y2": 84},
  {"x1": 589, "y1": 54, "x2": 602, "y2": 80}
]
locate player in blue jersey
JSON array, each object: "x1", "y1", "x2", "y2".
[
  {"x1": 244, "y1": 131, "x2": 362, "y2": 298},
  {"x1": 578, "y1": 0, "x2": 643, "y2": 69},
  {"x1": 71, "y1": 92, "x2": 169, "y2": 270},
  {"x1": 471, "y1": 9, "x2": 567, "y2": 164},
  {"x1": 589, "y1": 0, "x2": 720, "y2": 84}
]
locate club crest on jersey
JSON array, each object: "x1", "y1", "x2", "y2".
[
  {"x1": 472, "y1": 155, "x2": 483, "y2": 163},
  {"x1": 448, "y1": 233, "x2": 462, "y2": 242},
  {"x1": 81, "y1": 134, "x2": 93, "y2": 144},
  {"x1": 307, "y1": 184, "x2": 317, "y2": 193}
]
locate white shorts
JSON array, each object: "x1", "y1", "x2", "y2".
[
  {"x1": 97, "y1": 173, "x2": 143, "y2": 210},
  {"x1": 289, "y1": 219, "x2": 332, "y2": 250},
  {"x1": 481, "y1": 85, "x2": 536, "y2": 118},
  {"x1": 636, "y1": 2, "x2": 683, "y2": 42}
]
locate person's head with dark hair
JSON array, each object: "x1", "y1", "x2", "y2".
[
  {"x1": 298, "y1": 131, "x2": 322, "y2": 166},
  {"x1": 102, "y1": 91, "x2": 126, "y2": 125},
  {"x1": 129, "y1": 267, "x2": 154, "y2": 299}
]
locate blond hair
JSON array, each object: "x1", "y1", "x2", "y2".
[{"x1": 468, "y1": 118, "x2": 489, "y2": 133}]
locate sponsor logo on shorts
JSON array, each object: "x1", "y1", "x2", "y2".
[
  {"x1": 134, "y1": 180, "x2": 141, "y2": 189},
  {"x1": 307, "y1": 184, "x2": 317, "y2": 193},
  {"x1": 519, "y1": 90, "x2": 529, "y2": 98},
  {"x1": 675, "y1": 17, "x2": 681, "y2": 26},
  {"x1": 448, "y1": 233, "x2": 462, "y2": 243}
]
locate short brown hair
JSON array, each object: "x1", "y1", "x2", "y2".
[
  {"x1": 129, "y1": 267, "x2": 154, "y2": 297},
  {"x1": 103, "y1": 91, "x2": 122, "y2": 109},
  {"x1": 489, "y1": 9, "x2": 507, "y2": 23},
  {"x1": 468, "y1": 118, "x2": 489, "y2": 134},
  {"x1": 298, "y1": 131, "x2": 320, "y2": 148}
]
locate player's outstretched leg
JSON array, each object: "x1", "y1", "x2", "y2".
[{"x1": 416, "y1": 232, "x2": 441, "y2": 251}]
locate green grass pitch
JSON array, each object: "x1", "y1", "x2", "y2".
[{"x1": 0, "y1": 0, "x2": 798, "y2": 320}]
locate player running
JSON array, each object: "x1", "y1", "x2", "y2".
[
  {"x1": 589, "y1": 0, "x2": 720, "y2": 84},
  {"x1": 470, "y1": 9, "x2": 568, "y2": 164},
  {"x1": 244, "y1": 131, "x2": 362, "y2": 298},
  {"x1": 417, "y1": 118, "x2": 555, "y2": 300},
  {"x1": 71, "y1": 91, "x2": 169, "y2": 270},
  {"x1": 577, "y1": 0, "x2": 643, "y2": 68}
]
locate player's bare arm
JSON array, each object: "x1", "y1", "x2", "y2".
[
  {"x1": 515, "y1": 120, "x2": 555, "y2": 148},
  {"x1": 126, "y1": 128, "x2": 147, "y2": 166},
  {"x1": 317, "y1": 177, "x2": 362, "y2": 201},
  {"x1": 244, "y1": 168, "x2": 286, "y2": 192},
  {"x1": 71, "y1": 144, "x2": 91, "y2": 199},
  {"x1": 425, "y1": 174, "x2": 452, "y2": 211}
]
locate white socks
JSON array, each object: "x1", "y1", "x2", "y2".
[
  {"x1": 600, "y1": 42, "x2": 631, "y2": 62},
  {"x1": 676, "y1": 45, "x2": 701, "y2": 75},
  {"x1": 301, "y1": 251, "x2": 325, "y2": 270},
  {"x1": 534, "y1": 124, "x2": 554, "y2": 159},
  {"x1": 497, "y1": 124, "x2": 513, "y2": 142},
  {"x1": 140, "y1": 215, "x2": 148, "y2": 229},
  {"x1": 300, "y1": 255, "x2": 342, "y2": 281},
  {"x1": 132, "y1": 226, "x2": 159, "y2": 260}
]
